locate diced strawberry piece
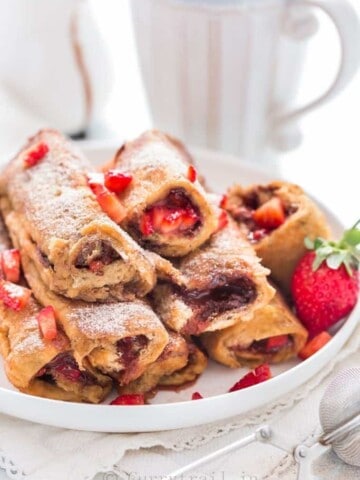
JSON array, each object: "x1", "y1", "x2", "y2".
[
  {"x1": 1, "y1": 249, "x2": 21, "y2": 283},
  {"x1": 110, "y1": 394, "x2": 145, "y2": 405},
  {"x1": 151, "y1": 207, "x2": 168, "y2": 231},
  {"x1": 229, "y1": 364, "x2": 272, "y2": 392},
  {"x1": 104, "y1": 170, "x2": 133, "y2": 193},
  {"x1": 23, "y1": 142, "x2": 49, "y2": 168},
  {"x1": 220, "y1": 194, "x2": 228, "y2": 209},
  {"x1": 248, "y1": 228, "x2": 268, "y2": 243},
  {"x1": 187, "y1": 165, "x2": 197, "y2": 183},
  {"x1": 252, "y1": 197, "x2": 285, "y2": 230},
  {"x1": 140, "y1": 211, "x2": 155, "y2": 236},
  {"x1": 54, "y1": 362, "x2": 81, "y2": 381},
  {"x1": 89, "y1": 260, "x2": 104, "y2": 275},
  {"x1": 192, "y1": 392, "x2": 203, "y2": 400},
  {"x1": 87, "y1": 172, "x2": 105, "y2": 196},
  {"x1": 298, "y1": 331, "x2": 331, "y2": 360},
  {"x1": 0, "y1": 281, "x2": 31, "y2": 311},
  {"x1": 96, "y1": 190, "x2": 127, "y2": 223},
  {"x1": 37, "y1": 306, "x2": 58, "y2": 341},
  {"x1": 265, "y1": 335, "x2": 289, "y2": 352},
  {"x1": 36, "y1": 367, "x2": 47, "y2": 377},
  {"x1": 178, "y1": 210, "x2": 199, "y2": 231},
  {"x1": 217, "y1": 210, "x2": 229, "y2": 232}
]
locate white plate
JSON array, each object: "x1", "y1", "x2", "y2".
[{"x1": 0, "y1": 143, "x2": 358, "y2": 432}]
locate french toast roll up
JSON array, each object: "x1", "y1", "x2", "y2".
[
  {"x1": 0, "y1": 129, "x2": 156, "y2": 302},
  {"x1": 201, "y1": 290, "x2": 308, "y2": 368},
  {"x1": 152, "y1": 220, "x2": 275, "y2": 335},
  {"x1": 120, "y1": 333, "x2": 207, "y2": 396},
  {"x1": 111, "y1": 130, "x2": 218, "y2": 257},
  {"x1": 225, "y1": 181, "x2": 330, "y2": 293},
  {"x1": 4, "y1": 218, "x2": 169, "y2": 386}
]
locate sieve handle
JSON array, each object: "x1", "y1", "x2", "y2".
[{"x1": 295, "y1": 443, "x2": 331, "y2": 480}]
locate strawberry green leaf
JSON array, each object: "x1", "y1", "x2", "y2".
[
  {"x1": 326, "y1": 252, "x2": 347, "y2": 270},
  {"x1": 304, "y1": 237, "x2": 314, "y2": 249},
  {"x1": 343, "y1": 228, "x2": 360, "y2": 247}
]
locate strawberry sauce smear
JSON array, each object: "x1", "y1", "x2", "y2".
[
  {"x1": 140, "y1": 188, "x2": 202, "y2": 238},
  {"x1": 178, "y1": 276, "x2": 257, "y2": 335}
]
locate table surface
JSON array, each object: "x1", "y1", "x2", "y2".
[{"x1": 1, "y1": 1, "x2": 359, "y2": 478}]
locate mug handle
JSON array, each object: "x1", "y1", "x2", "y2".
[{"x1": 271, "y1": 0, "x2": 360, "y2": 151}]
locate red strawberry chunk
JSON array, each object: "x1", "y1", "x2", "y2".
[
  {"x1": 37, "y1": 306, "x2": 58, "y2": 341},
  {"x1": 191, "y1": 392, "x2": 203, "y2": 400},
  {"x1": 216, "y1": 210, "x2": 229, "y2": 232},
  {"x1": 96, "y1": 190, "x2": 127, "y2": 223},
  {"x1": 220, "y1": 194, "x2": 228, "y2": 209},
  {"x1": 265, "y1": 335, "x2": 289, "y2": 352},
  {"x1": 298, "y1": 331, "x2": 331, "y2": 360},
  {"x1": 23, "y1": 142, "x2": 49, "y2": 168},
  {"x1": 252, "y1": 197, "x2": 285, "y2": 230},
  {"x1": 140, "y1": 212, "x2": 155, "y2": 236},
  {"x1": 89, "y1": 260, "x2": 104, "y2": 275},
  {"x1": 248, "y1": 228, "x2": 268, "y2": 243},
  {"x1": 104, "y1": 170, "x2": 132, "y2": 193},
  {"x1": 187, "y1": 165, "x2": 197, "y2": 183},
  {"x1": 110, "y1": 394, "x2": 145, "y2": 405},
  {"x1": 1, "y1": 249, "x2": 21, "y2": 283},
  {"x1": 87, "y1": 172, "x2": 105, "y2": 195},
  {"x1": 0, "y1": 281, "x2": 31, "y2": 311},
  {"x1": 229, "y1": 364, "x2": 272, "y2": 392}
]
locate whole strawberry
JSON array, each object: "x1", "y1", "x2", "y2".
[{"x1": 291, "y1": 222, "x2": 360, "y2": 336}]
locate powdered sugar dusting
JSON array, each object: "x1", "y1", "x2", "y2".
[{"x1": 66, "y1": 300, "x2": 163, "y2": 338}]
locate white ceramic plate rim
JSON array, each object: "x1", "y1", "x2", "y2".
[{"x1": 0, "y1": 143, "x2": 358, "y2": 432}]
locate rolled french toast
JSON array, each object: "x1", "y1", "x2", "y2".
[
  {"x1": 152, "y1": 219, "x2": 275, "y2": 335},
  {"x1": 0, "y1": 129, "x2": 156, "y2": 302},
  {"x1": 225, "y1": 181, "x2": 331, "y2": 293},
  {"x1": 111, "y1": 130, "x2": 218, "y2": 257},
  {"x1": 120, "y1": 332, "x2": 207, "y2": 396},
  {"x1": 201, "y1": 290, "x2": 308, "y2": 368}
]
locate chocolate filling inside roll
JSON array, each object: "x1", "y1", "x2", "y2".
[
  {"x1": 230, "y1": 334, "x2": 294, "y2": 355},
  {"x1": 116, "y1": 335, "x2": 149, "y2": 367},
  {"x1": 139, "y1": 188, "x2": 202, "y2": 238},
  {"x1": 177, "y1": 276, "x2": 257, "y2": 335},
  {"x1": 36, "y1": 352, "x2": 98, "y2": 387},
  {"x1": 75, "y1": 240, "x2": 121, "y2": 271},
  {"x1": 88, "y1": 334, "x2": 150, "y2": 385},
  {"x1": 229, "y1": 187, "x2": 297, "y2": 244}
]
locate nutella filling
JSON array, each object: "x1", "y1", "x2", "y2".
[
  {"x1": 180, "y1": 276, "x2": 257, "y2": 335},
  {"x1": 75, "y1": 240, "x2": 120, "y2": 269},
  {"x1": 116, "y1": 334, "x2": 149, "y2": 365},
  {"x1": 36, "y1": 352, "x2": 96, "y2": 387},
  {"x1": 231, "y1": 335, "x2": 294, "y2": 355}
]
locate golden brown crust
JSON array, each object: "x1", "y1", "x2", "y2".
[
  {"x1": 201, "y1": 290, "x2": 308, "y2": 368},
  {"x1": 152, "y1": 220, "x2": 275, "y2": 334},
  {"x1": 226, "y1": 181, "x2": 331, "y2": 294},
  {"x1": 0, "y1": 129, "x2": 156, "y2": 301},
  {"x1": 159, "y1": 341, "x2": 208, "y2": 387},
  {"x1": 113, "y1": 130, "x2": 218, "y2": 257}
]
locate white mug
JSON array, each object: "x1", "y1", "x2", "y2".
[
  {"x1": 131, "y1": 0, "x2": 360, "y2": 160},
  {"x1": 0, "y1": 0, "x2": 112, "y2": 137}
]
